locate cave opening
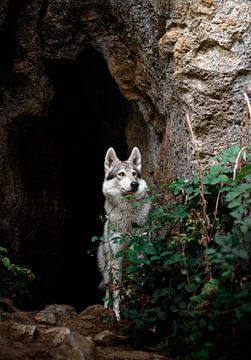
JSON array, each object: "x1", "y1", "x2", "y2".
[{"x1": 20, "y1": 45, "x2": 130, "y2": 311}]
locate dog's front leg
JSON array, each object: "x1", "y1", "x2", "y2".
[
  {"x1": 103, "y1": 258, "x2": 111, "y2": 310},
  {"x1": 112, "y1": 255, "x2": 123, "y2": 321},
  {"x1": 110, "y1": 236, "x2": 124, "y2": 321},
  {"x1": 98, "y1": 221, "x2": 111, "y2": 310}
]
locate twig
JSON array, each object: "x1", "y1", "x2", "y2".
[
  {"x1": 244, "y1": 92, "x2": 251, "y2": 121},
  {"x1": 240, "y1": 105, "x2": 245, "y2": 148},
  {"x1": 244, "y1": 92, "x2": 251, "y2": 145},
  {"x1": 210, "y1": 185, "x2": 222, "y2": 237},
  {"x1": 184, "y1": 112, "x2": 211, "y2": 247},
  {"x1": 233, "y1": 146, "x2": 247, "y2": 181},
  {"x1": 181, "y1": 242, "x2": 190, "y2": 284}
]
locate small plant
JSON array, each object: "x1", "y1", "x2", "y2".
[
  {"x1": 118, "y1": 144, "x2": 251, "y2": 359},
  {"x1": 0, "y1": 246, "x2": 35, "y2": 308}
]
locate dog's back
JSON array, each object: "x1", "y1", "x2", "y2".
[{"x1": 97, "y1": 147, "x2": 151, "y2": 320}]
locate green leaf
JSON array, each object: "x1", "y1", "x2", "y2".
[
  {"x1": 207, "y1": 248, "x2": 216, "y2": 255},
  {"x1": 164, "y1": 253, "x2": 184, "y2": 266},
  {"x1": 219, "y1": 185, "x2": 232, "y2": 192},
  {"x1": 160, "y1": 250, "x2": 172, "y2": 257},
  {"x1": 181, "y1": 269, "x2": 188, "y2": 275},
  {"x1": 185, "y1": 282, "x2": 197, "y2": 293},
  {"x1": 157, "y1": 310, "x2": 167, "y2": 320},
  {"x1": 221, "y1": 270, "x2": 231, "y2": 279},
  {"x1": 150, "y1": 255, "x2": 160, "y2": 261},
  {"x1": 240, "y1": 303, "x2": 251, "y2": 312},
  {"x1": 0, "y1": 246, "x2": 8, "y2": 254},
  {"x1": 210, "y1": 174, "x2": 229, "y2": 185},
  {"x1": 227, "y1": 198, "x2": 242, "y2": 209},
  {"x1": 244, "y1": 173, "x2": 251, "y2": 182},
  {"x1": 237, "y1": 249, "x2": 249, "y2": 260},
  {"x1": 209, "y1": 164, "x2": 221, "y2": 174},
  {"x1": 226, "y1": 191, "x2": 240, "y2": 202},
  {"x1": 152, "y1": 287, "x2": 170, "y2": 303},
  {"x1": 2, "y1": 257, "x2": 10, "y2": 268},
  {"x1": 116, "y1": 250, "x2": 124, "y2": 258},
  {"x1": 170, "y1": 305, "x2": 178, "y2": 312},
  {"x1": 235, "y1": 183, "x2": 251, "y2": 194},
  {"x1": 143, "y1": 242, "x2": 157, "y2": 256},
  {"x1": 91, "y1": 235, "x2": 101, "y2": 243},
  {"x1": 221, "y1": 145, "x2": 240, "y2": 158},
  {"x1": 240, "y1": 225, "x2": 249, "y2": 234}
]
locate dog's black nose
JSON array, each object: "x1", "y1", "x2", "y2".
[{"x1": 130, "y1": 181, "x2": 139, "y2": 191}]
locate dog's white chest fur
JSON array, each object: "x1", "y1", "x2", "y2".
[
  {"x1": 97, "y1": 147, "x2": 151, "y2": 321},
  {"x1": 103, "y1": 185, "x2": 150, "y2": 233}
]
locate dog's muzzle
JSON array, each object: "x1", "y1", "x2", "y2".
[{"x1": 130, "y1": 181, "x2": 139, "y2": 192}]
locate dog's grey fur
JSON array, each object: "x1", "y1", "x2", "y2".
[{"x1": 97, "y1": 147, "x2": 151, "y2": 320}]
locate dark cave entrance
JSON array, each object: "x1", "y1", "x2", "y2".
[{"x1": 20, "y1": 46, "x2": 130, "y2": 311}]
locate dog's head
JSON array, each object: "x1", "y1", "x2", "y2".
[{"x1": 103, "y1": 147, "x2": 143, "y2": 196}]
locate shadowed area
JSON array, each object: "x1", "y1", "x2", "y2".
[{"x1": 20, "y1": 45, "x2": 130, "y2": 311}]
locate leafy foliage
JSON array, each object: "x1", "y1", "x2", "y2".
[
  {"x1": 119, "y1": 144, "x2": 251, "y2": 359},
  {"x1": 0, "y1": 246, "x2": 35, "y2": 307}
]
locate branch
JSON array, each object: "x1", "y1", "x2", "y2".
[{"x1": 185, "y1": 112, "x2": 211, "y2": 247}]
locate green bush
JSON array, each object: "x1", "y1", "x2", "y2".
[
  {"x1": 0, "y1": 246, "x2": 35, "y2": 308},
  {"x1": 119, "y1": 144, "x2": 251, "y2": 359}
]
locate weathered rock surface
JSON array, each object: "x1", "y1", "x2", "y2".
[
  {"x1": 0, "y1": 301, "x2": 170, "y2": 360},
  {"x1": 0, "y1": 0, "x2": 250, "y2": 315}
]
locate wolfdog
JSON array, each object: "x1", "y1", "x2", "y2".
[{"x1": 97, "y1": 147, "x2": 151, "y2": 320}]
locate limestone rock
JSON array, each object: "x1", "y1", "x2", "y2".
[
  {"x1": 94, "y1": 329, "x2": 128, "y2": 346},
  {"x1": 44, "y1": 327, "x2": 95, "y2": 360},
  {"x1": 105, "y1": 350, "x2": 170, "y2": 360},
  {"x1": 10, "y1": 323, "x2": 37, "y2": 339},
  {"x1": 34, "y1": 304, "x2": 77, "y2": 325},
  {"x1": 0, "y1": 303, "x2": 168, "y2": 360}
]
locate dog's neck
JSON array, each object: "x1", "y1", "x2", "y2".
[
  {"x1": 104, "y1": 191, "x2": 150, "y2": 231},
  {"x1": 104, "y1": 191, "x2": 146, "y2": 211}
]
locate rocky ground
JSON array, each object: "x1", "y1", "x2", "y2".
[{"x1": 0, "y1": 298, "x2": 170, "y2": 360}]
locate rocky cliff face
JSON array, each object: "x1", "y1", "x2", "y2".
[{"x1": 0, "y1": 0, "x2": 250, "y2": 306}]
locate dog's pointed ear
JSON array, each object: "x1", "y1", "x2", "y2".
[
  {"x1": 104, "y1": 147, "x2": 119, "y2": 170},
  {"x1": 128, "y1": 147, "x2": 141, "y2": 171}
]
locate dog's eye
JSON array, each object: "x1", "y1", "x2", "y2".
[
  {"x1": 118, "y1": 172, "x2": 125, "y2": 177},
  {"x1": 132, "y1": 171, "x2": 137, "y2": 177}
]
